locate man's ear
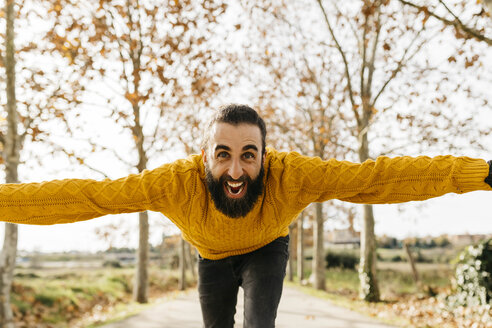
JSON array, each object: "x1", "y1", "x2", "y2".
[{"x1": 201, "y1": 148, "x2": 207, "y2": 164}]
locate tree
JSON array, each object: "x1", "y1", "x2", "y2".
[
  {"x1": 316, "y1": 0, "x2": 490, "y2": 300},
  {"x1": 240, "y1": 0, "x2": 359, "y2": 291},
  {"x1": 286, "y1": 223, "x2": 294, "y2": 282},
  {"x1": 43, "y1": 0, "x2": 227, "y2": 303},
  {"x1": 403, "y1": 241, "x2": 422, "y2": 291},
  {"x1": 297, "y1": 211, "x2": 305, "y2": 283},
  {"x1": 179, "y1": 234, "x2": 186, "y2": 290},
  {"x1": 185, "y1": 241, "x2": 197, "y2": 281},
  {"x1": 0, "y1": 1, "x2": 19, "y2": 326},
  {"x1": 242, "y1": 0, "x2": 491, "y2": 301},
  {"x1": 1, "y1": 0, "x2": 88, "y2": 322}
]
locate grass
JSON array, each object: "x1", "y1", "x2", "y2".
[
  {"x1": 321, "y1": 262, "x2": 453, "y2": 297},
  {"x1": 284, "y1": 262, "x2": 452, "y2": 328},
  {"x1": 377, "y1": 262, "x2": 453, "y2": 295},
  {"x1": 377, "y1": 246, "x2": 463, "y2": 264},
  {"x1": 285, "y1": 281, "x2": 414, "y2": 328},
  {"x1": 10, "y1": 248, "x2": 460, "y2": 327},
  {"x1": 288, "y1": 259, "x2": 459, "y2": 327},
  {"x1": 11, "y1": 267, "x2": 196, "y2": 328}
]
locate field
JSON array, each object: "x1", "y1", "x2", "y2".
[
  {"x1": 8, "y1": 245, "x2": 491, "y2": 328},
  {"x1": 16, "y1": 263, "x2": 450, "y2": 328},
  {"x1": 322, "y1": 262, "x2": 453, "y2": 298},
  {"x1": 295, "y1": 245, "x2": 492, "y2": 328},
  {"x1": 11, "y1": 266, "x2": 196, "y2": 328}
]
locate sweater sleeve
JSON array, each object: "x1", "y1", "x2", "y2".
[
  {"x1": 0, "y1": 156, "x2": 199, "y2": 225},
  {"x1": 271, "y1": 151, "x2": 492, "y2": 206}
]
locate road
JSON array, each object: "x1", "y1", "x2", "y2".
[{"x1": 101, "y1": 286, "x2": 398, "y2": 328}]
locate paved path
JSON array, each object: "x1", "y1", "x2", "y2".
[{"x1": 101, "y1": 286, "x2": 397, "y2": 328}]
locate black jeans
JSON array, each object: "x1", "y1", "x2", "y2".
[{"x1": 198, "y1": 235, "x2": 289, "y2": 328}]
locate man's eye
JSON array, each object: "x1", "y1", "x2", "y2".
[
  {"x1": 217, "y1": 152, "x2": 229, "y2": 158},
  {"x1": 243, "y1": 153, "x2": 255, "y2": 159}
]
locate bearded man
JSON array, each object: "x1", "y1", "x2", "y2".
[{"x1": 1, "y1": 104, "x2": 492, "y2": 328}]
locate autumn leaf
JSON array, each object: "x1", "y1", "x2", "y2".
[
  {"x1": 124, "y1": 92, "x2": 139, "y2": 106},
  {"x1": 464, "y1": 55, "x2": 479, "y2": 68},
  {"x1": 448, "y1": 56, "x2": 457, "y2": 63}
]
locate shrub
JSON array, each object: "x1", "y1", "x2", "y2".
[
  {"x1": 390, "y1": 255, "x2": 404, "y2": 262},
  {"x1": 449, "y1": 238, "x2": 492, "y2": 306},
  {"x1": 103, "y1": 260, "x2": 123, "y2": 268},
  {"x1": 325, "y1": 251, "x2": 359, "y2": 270}
]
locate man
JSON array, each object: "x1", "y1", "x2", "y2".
[{"x1": 1, "y1": 104, "x2": 492, "y2": 327}]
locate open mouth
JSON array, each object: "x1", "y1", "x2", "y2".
[{"x1": 224, "y1": 181, "x2": 247, "y2": 198}]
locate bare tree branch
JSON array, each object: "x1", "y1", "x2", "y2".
[
  {"x1": 94, "y1": 143, "x2": 134, "y2": 167},
  {"x1": 316, "y1": 0, "x2": 360, "y2": 124},
  {"x1": 301, "y1": 55, "x2": 324, "y2": 109},
  {"x1": 398, "y1": 0, "x2": 492, "y2": 46},
  {"x1": 18, "y1": 116, "x2": 33, "y2": 147},
  {"x1": 361, "y1": 2, "x2": 370, "y2": 101},
  {"x1": 146, "y1": 105, "x2": 166, "y2": 153},
  {"x1": 41, "y1": 140, "x2": 112, "y2": 179},
  {"x1": 270, "y1": 120, "x2": 308, "y2": 151},
  {"x1": 333, "y1": 2, "x2": 362, "y2": 53},
  {"x1": 371, "y1": 26, "x2": 429, "y2": 107},
  {"x1": 365, "y1": 5, "x2": 382, "y2": 100},
  {"x1": 105, "y1": 7, "x2": 131, "y2": 92}
]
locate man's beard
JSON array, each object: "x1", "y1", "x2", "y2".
[{"x1": 205, "y1": 165, "x2": 265, "y2": 218}]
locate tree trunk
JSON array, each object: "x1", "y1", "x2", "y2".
[
  {"x1": 185, "y1": 242, "x2": 196, "y2": 280},
  {"x1": 0, "y1": 225, "x2": 17, "y2": 328},
  {"x1": 0, "y1": 1, "x2": 19, "y2": 326},
  {"x1": 312, "y1": 203, "x2": 325, "y2": 290},
  {"x1": 358, "y1": 130, "x2": 380, "y2": 301},
  {"x1": 132, "y1": 103, "x2": 149, "y2": 303},
  {"x1": 286, "y1": 224, "x2": 294, "y2": 282},
  {"x1": 179, "y1": 235, "x2": 186, "y2": 290},
  {"x1": 404, "y1": 242, "x2": 422, "y2": 290},
  {"x1": 297, "y1": 212, "x2": 304, "y2": 283},
  {"x1": 133, "y1": 211, "x2": 149, "y2": 303},
  {"x1": 359, "y1": 204, "x2": 379, "y2": 301}
]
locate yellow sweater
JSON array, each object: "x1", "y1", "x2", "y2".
[{"x1": 0, "y1": 148, "x2": 490, "y2": 259}]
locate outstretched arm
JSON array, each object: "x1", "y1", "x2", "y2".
[
  {"x1": 0, "y1": 156, "x2": 200, "y2": 225},
  {"x1": 335, "y1": 156, "x2": 492, "y2": 204},
  {"x1": 0, "y1": 175, "x2": 151, "y2": 225},
  {"x1": 269, "y1": 150, "x2": 492, "y2": 207}
]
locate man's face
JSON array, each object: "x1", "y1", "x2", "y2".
[{"x1": 202, "y1": 122, "x2": 265, "y2": 218}]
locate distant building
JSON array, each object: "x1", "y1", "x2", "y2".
[
  {"x1": 448, "y1": 234, "x2": 491, "y2": 246},
  {"x1": 325, "y1": 228, "x2": 360, "y2": 246}
]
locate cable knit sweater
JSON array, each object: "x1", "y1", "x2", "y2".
[{"x1": 0, "y1": 148, "x2": 491, "y2": 259}]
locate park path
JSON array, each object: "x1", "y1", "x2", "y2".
[{"x1": 101, "y1": 285, "x2": 398, "y2": 328}]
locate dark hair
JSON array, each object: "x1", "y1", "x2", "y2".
[{"x1": 202, "y1": 104, "x2": 267, "y2": 154}]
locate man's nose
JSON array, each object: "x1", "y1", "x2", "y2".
[{"x1": 228, "y1": 159, "x2": 244, "y2": 180}]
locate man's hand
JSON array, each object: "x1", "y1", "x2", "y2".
[{"x1": 486, "y1": 160, "x2": 492, "y2": 187}]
